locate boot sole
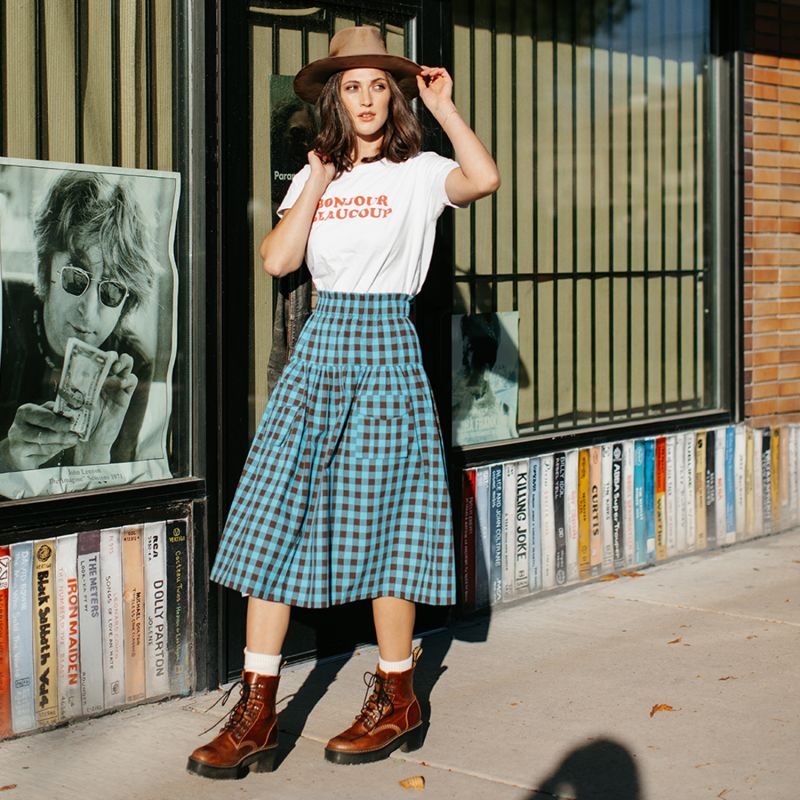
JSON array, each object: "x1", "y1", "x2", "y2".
[
  {"x1": 324, "y1": 724, "x2": 424, "y2": 766},
  {"x1": 186, "y1": 745, "x2": 278, "y2": 780}
]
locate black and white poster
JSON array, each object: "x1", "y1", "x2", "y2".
[
  {"x1": 0, "y1": 157, "x2": 180, "y2": 499},
  {"x1": 451, "y1": 311, "x2": 520, "y2": 446}
]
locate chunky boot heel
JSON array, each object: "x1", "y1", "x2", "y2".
[
  {"x1": 325, "y1": 647, "x2": 425, "y2": 765},
  {"x1": 187, "y1": 672, "x2": 280, "y2": 780},
  {"x1": 248, "y1": 747, "x2": 278, "y2": 773},
  {"x1": 399, "y1": 723, "x2": 424, "y2": 753}
]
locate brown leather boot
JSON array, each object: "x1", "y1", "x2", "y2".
[
  {"x1": 186, "y1": 671, "x2": 280, "y2": 779},
  {"x1": 324, "y1": 649, "x2": 424, "y2": 765}
]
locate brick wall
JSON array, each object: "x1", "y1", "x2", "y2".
[{"x1": 744, "y1": 0, "x2": 800, "y2": 423}]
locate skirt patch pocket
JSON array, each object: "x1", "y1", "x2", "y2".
[{"x1": 353, "y1": 392, "x2": 412, "y2": 461}]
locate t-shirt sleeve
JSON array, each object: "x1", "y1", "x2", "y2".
[
  {"x1": 421, "y1": 152, "x2": 463, "y2": 219},
  {"x1": 276, "y1": 165, "x2": 311, "y2": 218}
]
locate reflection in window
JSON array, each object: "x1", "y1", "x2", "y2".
[{"x1": 452, "y1": 0, "x2": 717, "y2": 445}]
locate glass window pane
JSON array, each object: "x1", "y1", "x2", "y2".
[{"x1": 451, "y1": 0, "x2": 719, "y2": 447}]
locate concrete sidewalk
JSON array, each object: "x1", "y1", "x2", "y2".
[{"x1": 2, "y1": 531, "x2": 798, "y2": 800}]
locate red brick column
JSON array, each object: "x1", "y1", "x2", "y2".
[{"x1": 744, "y1": 29, "x2": 800, "y2": 423}]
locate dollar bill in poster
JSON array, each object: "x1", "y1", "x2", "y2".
[
  {"x1": 0, "y1": 157, "x2": 180, "y2": 499},
  {"x1": 451, "y1": 312, "x2": 519, "y2": 446}
]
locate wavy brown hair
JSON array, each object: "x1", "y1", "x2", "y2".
[{"x1": 313, "y1": 70, "x2": 422, "y2": 177}]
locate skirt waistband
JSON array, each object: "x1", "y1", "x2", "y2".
[
  {"x1": 293, "y1": 293, "x2": 420, "y2": 368},
  {"x1": 313, "y1": 291, "x2": 412, "y2": 320}
]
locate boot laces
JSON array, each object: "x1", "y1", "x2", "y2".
[
  {"x1": 357, "y1": 671, "x2": 394, "y2": 730},
  {"x1": 198, "y1": 679, "x2": 257, "y2": 738}
]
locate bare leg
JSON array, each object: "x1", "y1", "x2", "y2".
[
  {"x1": 245, "y1": 597, "x2": 291, "y2": 654},
  {"x1": 372, "y1": 596, "x2": 415, "y2": 661}
]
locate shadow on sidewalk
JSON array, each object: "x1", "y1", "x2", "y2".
[
  {"x1": 273, "y1": 609, "x2": 492, "y2": 767},
  {"x1": 527, "y1": 738, "x2": 641, "y2": 800}
]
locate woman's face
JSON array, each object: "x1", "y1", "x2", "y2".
[
  {"x1": 43, "y1": 244, "x2": 128, "y2": 355},
  {"x1": 339, "y1": 68, "x2": 390, "y2": 141}
]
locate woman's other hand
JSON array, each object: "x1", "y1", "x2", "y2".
[
  {"x1": 307, "y1": 150, "x2": 336, "y2": 189},
  {"x1": 416, "y1": 67, "x2": 454, "y2": 117}
]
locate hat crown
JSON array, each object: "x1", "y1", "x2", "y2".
[{"x1": 328, "y1": 26, "x2": 389, "y2": 59}]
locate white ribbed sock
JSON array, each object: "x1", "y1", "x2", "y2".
[
  {"x1": 243, "y1": 648, "x2": 282, "y2": 676},
  {"x1": 378, "y1": 654, "x2": 413, "y2": 673}
]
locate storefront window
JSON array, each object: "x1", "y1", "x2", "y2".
[
  {"x1": 451, "y1": 0, "x2": 719, "y2": 447},
  {"x1": 0, "y1": 1, "x2": 192, "y2": 497}
]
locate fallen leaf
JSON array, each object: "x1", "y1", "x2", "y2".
[
  {"x1": 399, "y1": 775, "x2": 426, "y2": 791},
  {"x1": 792, "y1": 560, "x2": 800, "y2": 564},
  {"x1": 746, "y1": 635, "x2": 757, "y2": 640},
  {"x1": 600, "y1": 574, "x2": 620, "y2": 581},
  {"x1": 0, "y1": 787, "x2": 16, "y2": 793},
  {"x1": 668, "y1": 637, "x2": 682, "y2": 644},
  {"x1": 718, "y1": 676, "x2": 737, "y2": 681},
  {"x1": 649, "y1": 703, "x2": 674, "y2": 718},
  {"x1": 622, "y1": 571, "x2": 645, "y2": 577},
  {"x1": 718, "y1": 789, "x2": 730, "y2": 799}
]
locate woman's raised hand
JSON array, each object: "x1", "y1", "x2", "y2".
[
  {"x1": 416, "y1": 67, "x2": 454, "y2": 118},
  {"x1": 307, "y1": 150, "x2": 336, "y2": 187}
]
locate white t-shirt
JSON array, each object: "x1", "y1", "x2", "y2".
[{"x1": 277, "y1": 151, "x2": 460, "y2": 295}]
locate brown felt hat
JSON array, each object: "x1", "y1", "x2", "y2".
[{"x1": 293, "y1": 25, "x2": 421, "y2": 104}]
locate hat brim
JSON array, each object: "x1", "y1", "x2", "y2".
[{"x1": 293, "y1": 54, "x2": 421, "y2": 104}]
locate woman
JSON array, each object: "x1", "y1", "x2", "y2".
[{"x1": 188, "y1": 26, "x2": 499, "y2": 780}]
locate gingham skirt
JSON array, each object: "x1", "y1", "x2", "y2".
[{"x1": 210, "y1": 292, "x2": 456, "y2": 608}]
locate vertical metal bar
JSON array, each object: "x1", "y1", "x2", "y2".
[
  {"x1": 532, "y1": 0, "x2": 540, "y2": 428},
  {"x1": 693, "y1": 1, "x2": 701, "y2": 403},
  {"x1": 660, "y1": 0, "x2": 667, "y2": 413},
  {"x1": 574, "y1": 0, "x2": 582, "y2": 427},
  {"x1": 626, "y1": 2, "x2": 633, "y2": 417},
  {"x1": 354, "y1": 9, "x2": 362, "y2": 26},
  {"x1": 607, "y1": 1, "x2": 615, "y2": 420},
  {"x1": 0, "y1": 0, "x2": 4, "y2": 156},
  {"x1": 468, "y1": 0, "x2": 476, "y2": 315},
  {"x1": 552, "y1": 0, "x2": 559, "y2": 428},
  {"x1": 301, "y1": 22, "x2": 309, "y2": 65},
  {"x1": 511, "y1": 1, "x2": 518, "y2": 310},
  {"x1": 642, "y1": 0, "x2": 651, "y2": 417},
  {"x1": 490, "y1": 0, "x2": 498, "y2": 311},
  {"x1": 111, "y1": 0, "x2": 120, "y2": 166},
  {"x1": 146, "y1": 0, "x2": 155, "y2": 169},
  {"x1": 35, "y1": 0, "x2": 45, "y2": 160},
  {"x1": 272, "y1": 23, "x2": 279, "y2": 75},
  {"x1": 676, "y1": 0, "x2": 684, "y2": 409},
  {"x1": 74, "y1": 0, "x2": 83, "y2": 162}
]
